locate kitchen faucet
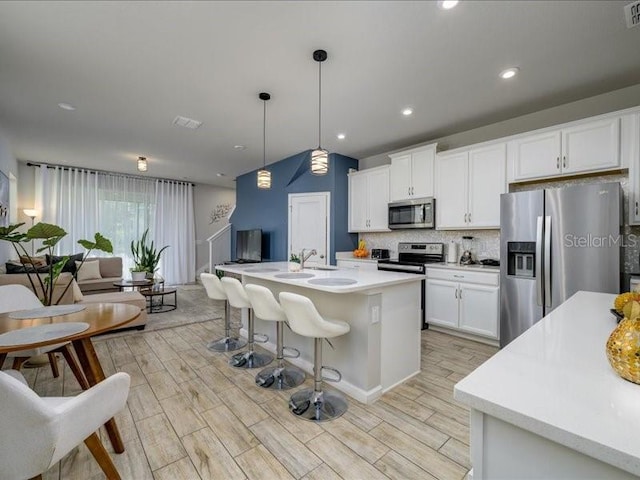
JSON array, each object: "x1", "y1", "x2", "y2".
[{"x1": 300, "y1": 248, "x2": 317, "y2": 269}]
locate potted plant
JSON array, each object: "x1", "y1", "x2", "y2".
[
  {"x1": 130, "y1": 228, "x2": 169, "y2": 280},
  {"x1": 0, "y1": 222, "x2": 113, "y2": 305},
  {"x1": 289, "y1": 253, "x2": 301, "y2": 272}
]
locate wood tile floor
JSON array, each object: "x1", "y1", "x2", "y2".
[{"x1": 11, "y1": 312, "x2": 498, "y2": 480}]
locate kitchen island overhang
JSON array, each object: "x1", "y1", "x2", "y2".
[
  {"x1": 216, "y1": 262, "x2": 424, "y2": 404},
  {"x1": 454, "y1": 291, "x2": 640, "y2": 479}
]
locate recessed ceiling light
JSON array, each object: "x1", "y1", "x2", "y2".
[
  {"x1": 233, "y1": 145, "x2": 246, "y2": 151},
  {"x1": 438, "y1": 0, "x2": 459, "y2": 9},
  {"x1": 216, "y1": 173, "x2": 226, "y2": 177},
  {"x1": 499, "y1": 67, "x2": 520, "y2": 79},
  {"x1": 58, "y1": 102, "x2": 76, "y2": 111},
  {"x1": 337, "y1": 133, "x2": 346, "y2": 140},
  {"x1": 402, "y1": 108, "x2": 414, "y2": 116}
]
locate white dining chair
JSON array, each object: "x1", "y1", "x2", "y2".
[
  {"x1": 0, "y1": 284, "x2": 89, "y2": 389},
  {"x1": 0, "y1": 369, "x2": 130, "y2": 479}
]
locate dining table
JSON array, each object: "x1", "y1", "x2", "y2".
[{"x1": 0, "y1": 302, "x2": 141, "y2": 454}]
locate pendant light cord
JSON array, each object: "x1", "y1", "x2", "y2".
[
  {"x1": 318, "y1": 60, "x2": 322, "y2": 149},
  {"x1": 263, "y1": 99, "x2": 266, "y2": 168}
]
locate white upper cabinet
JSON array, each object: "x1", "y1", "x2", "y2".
[
  {"x1": 389, "y1": 144, "x2": 436, "y2": 202},
  {"x1": 436, "y1": 143, "x2": 506, "y2": 230},
  {"x1": 511, "y1": 117, "x2": 621, "y2": 182},
  {"x1": 348, "y1": 166, "x2": 390, "y2": 232}
]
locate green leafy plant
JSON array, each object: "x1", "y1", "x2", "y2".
[
  {"x1": 130, "y1": 228, "x2": 169, "y2": 276},
  {"x1": 0, "y1": 222, "x2": 113, "y2": 305},
  {"x1": 289, "y1": 253, "x2": 300, "y2": 263}
]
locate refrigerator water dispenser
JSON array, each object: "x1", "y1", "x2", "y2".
[{"x1": 507, "y1": 242, "x2": 536, "y2": 278}]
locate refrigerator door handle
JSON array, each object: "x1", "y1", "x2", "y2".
[
  {"x1": 536, "y1": 216, "x2": 544, "y2": 307},
  {"x1": 544, "y1": 216, "x2": 552, "y2": 308}
]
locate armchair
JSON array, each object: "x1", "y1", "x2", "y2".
[{"x1": 0, "y1": 369, "x2": 130, "y2": 479}]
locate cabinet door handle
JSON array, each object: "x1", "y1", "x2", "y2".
[
  {"x1": 411, "y1": 186, "x2": 414, "y2": 195},
  {"x1": 459, "y1": 288, "x2": 462, "y2": 299},
  {"x1": 468, "y1": 212, "x2": 471, "y2": 223},
  {"x1": 563, "y1": 156, "x2": 566, "y2": 168},
  {"x1": 454, "y1": 289, "x2": 458, "y2": 299},
  {"x1": 464, "y1": 213, "x2": 467, "y2": 223},
  {"x1": 556, "y1": 157, "x2": 560, "y2": 169},
  {"x1": 636, "y1": 201, "x2": 638, "y2": 216},
  {"x1": 453, "y1": 274, "x2": 464, "y2": 278},
  {"x1": 408, "y1": 187, "x2": 411, "y2": 195}
]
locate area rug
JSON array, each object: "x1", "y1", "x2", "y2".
[{"x1": 142, "y1": 283, "x2": 223, "y2": 331}]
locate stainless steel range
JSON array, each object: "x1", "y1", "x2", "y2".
[{"x1": 378, "y1": 242, "x2": 445, "y2": 329}]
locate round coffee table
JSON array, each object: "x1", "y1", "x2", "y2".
[
  {"x1": 113, "y1": 279, "x2": 154, "y2": 291},
  {"x1": 140, "y1": 286, "x2": 177, "y2": 314}
]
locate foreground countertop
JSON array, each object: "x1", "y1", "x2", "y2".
[
  {"x1": 454, "y1": 291, "x2": 640, "y2": 476},
  {"x1": 217, "y1": 261, "x2": 424, "y2": 293}
]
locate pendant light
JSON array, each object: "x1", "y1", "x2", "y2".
[
  {"x1": 311, "y1": 49, "x2": 329, "y2": 175},
  {"x1": 256, "y1": 92, "x2": 272, "y2": 189}
]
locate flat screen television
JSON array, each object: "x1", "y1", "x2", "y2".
[{"x1": 236, "y1": 229, "x2": 262, "y2": 263}]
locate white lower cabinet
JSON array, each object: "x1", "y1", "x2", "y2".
[{"x1": 426, "y1": 268, "x2": 499, "y2": 341}]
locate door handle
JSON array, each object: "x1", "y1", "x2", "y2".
[
  {"x1": 459, "y1": 288, "x2": 462, "y2": 299},
  {"x1": 455, "y1": 289, "x2": 458, "y2": 299},
  {"x1": 536, "y1": 216, "x2": 543, "y2": 307},
  {"x1": 556, "y1": 157, "x2": 560, "y2": 169},
  {"x1": 408, "y1": 187, "x2": 411, "y2": 195},
  {"x1": 636, "y1": 201, "x2": 638, "y2": 216},
  {"x1": 320, "y1": 254, "x2": 325, "y2": 259},
  {"x1": 544, "y1": 216, "x2": 552, "y2": 308},
  {"x1": 468, "y1": 212, "x2": 471, "y2": 223},
  {"x1": 563, "y1": 156, "x2": 566, "y2": 169}
]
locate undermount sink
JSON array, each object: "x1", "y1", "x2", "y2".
[
  {"x1": 245, "y1": 267, "x2": 280, "y2": 272},
  {"x1": 274, "y1": 272, "x2": 316, "y2": 279},
  {"x1": 307, "y1": 278, "x2": 357, "y2": 286}
]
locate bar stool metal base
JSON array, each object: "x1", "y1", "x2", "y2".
[
  {"x1": 288, "y1": 388, "x2": 348, "y2": 422},
  {"x1": 255, "y1": 365, "x2": 305, "y2": 390},
  {"x1": 207, "y1": 336, "x2": 247, "y2": 352},
  {"x1": 229, "y1": 350, "x2": 273, "y2": 369}
]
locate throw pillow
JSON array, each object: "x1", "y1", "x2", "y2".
[
  {"x1": 5, "y1": 261, "x2": 50, "y2": 274},
  {"x1": 71, "y1": 279, "x2": 84, "y2": 302},
  {"x1": 75, "y1": 260, "x2": 102, "y2": 282},
  {"x1": 19, "y1": 255, "x2": 47, "y2": 267},
  {"x1": 46, "y1": 253, "x2": 84, "y2": 274}
]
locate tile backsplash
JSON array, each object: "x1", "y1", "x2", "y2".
[{"x1": 360, "y1": 171, "x2": 638, "y2": 272}]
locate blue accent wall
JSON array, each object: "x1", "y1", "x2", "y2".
[{"x1": 230, "y1": 150, "x2": 358, "y2": 264}]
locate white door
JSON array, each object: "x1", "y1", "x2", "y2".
[
  {"x1": 425, "y1": 279, "x2": 459, "y2": 328},
  {"x1": 562, "y1": 118, "x2": 620, "y2": 174},
  {"x1": 468, "y1": 143, "x2": 506, "y2": 229},
  {"x1": 288, "y1": 192, "x2": 329, "y2": 266},
  {"x1": 367, "y1": 167, "x2": 390, "y2": 231},
  {"x1": 458, "y1": 283, "x2": 499, "y2": 338},
  {"x1": 435, "y1": 152, "x2": 468, "y2": 229},
  {"x1": 389, "y1": 154, "x2": 411, "y2": 202},
  {"x1": 411, "y1": 147, "x2": 435, "y2": 198},
  {"x1": 512, "y1": 130, "x2": 561, "y2": 181}
]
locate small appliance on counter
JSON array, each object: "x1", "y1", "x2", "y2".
[
  {"x1": 460, "y1": 236, "x2": 475, "y2": 265},
  {"x1": 371, "y1": 248, "x2": 390, "y2": 259}
]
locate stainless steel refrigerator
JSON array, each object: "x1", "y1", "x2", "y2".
[{"x1": 500, "y1": 182, "x2": 622, "y2": 347}]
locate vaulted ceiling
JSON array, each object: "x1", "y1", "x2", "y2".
[{"x1": 0, "y1": 1, "x2": 638, "y2": 187}]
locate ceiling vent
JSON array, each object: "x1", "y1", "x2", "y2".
[
  {"x1": 172, "y1": 115, "x2": 202, "y2": 129},
  {"x1": 624, "y1": 1, "x2": 640, "y2": 28}
]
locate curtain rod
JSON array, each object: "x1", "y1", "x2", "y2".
[{"x1": 25, "y1": 162, "x2": 195, "y2": 186}]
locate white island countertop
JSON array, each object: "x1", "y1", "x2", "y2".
[
  {"x1": 454, "y1": 291, "x2": 640, "y2": 476},
  {"x1": 217, "y1": 261, "x2": 423, "y2": 293}
]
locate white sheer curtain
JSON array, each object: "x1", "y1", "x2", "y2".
[{"x1": 34, "y1": 166, "x2": 195, "y2": 284}]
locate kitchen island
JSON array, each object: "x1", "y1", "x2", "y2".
[
  {"x1": 216, "y1": 262, "x2": 424, "y2": 403},
  {"x1": 454, "y1": 291, "x2": 640, "y2": 479}
]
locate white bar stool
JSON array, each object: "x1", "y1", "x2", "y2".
[
  {"x1": 279, "y1": 291, "x2": 351, "y2": 422},
  {"x1": 200, "y1": 273, "x2": 247, "y2": 352},
  {"x1": 245, "y1": 284, "x2": 305, "y2": 390},
  {"x1": 221, "y1": 277, "x2": 274, "y2": 369}
]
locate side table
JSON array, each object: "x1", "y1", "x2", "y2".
[{"x1": 140, "y1": 286, "x2": 177, "y2": 313}]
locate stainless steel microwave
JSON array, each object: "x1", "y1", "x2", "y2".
[{"x1": 388, "y1": 197, "x2": 435, "y2": 229}]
